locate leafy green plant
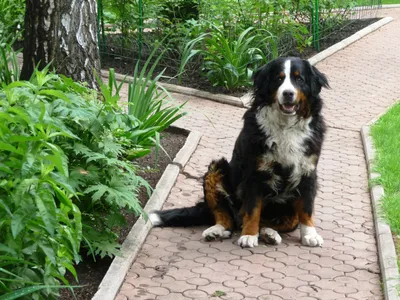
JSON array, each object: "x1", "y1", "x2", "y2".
[
  {"x1": 0, "y1": 72, "x2": 84, "y2": 299},
  {"x1": 0, "y1": 64, "x2": 155, "y2": 298},
  {"x1": 160, "y1": 0, "x2": 199, "y2": 25},
  {"x1": 0, "y1": 0, "x2": 25, "y2": 39},
  {"x1": 180, "y1": 25, "x2": 277, "y2": 91},
  {"x1": 126, "y1": 45, "x2": 187, "y2": 157},
  {"x1": 102, "y1": 0, "x2": 162, "y2": 37},
  {"x1": 0, "y1": 37, "x2": 20, "y2": 85}
]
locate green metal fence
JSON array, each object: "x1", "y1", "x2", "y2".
[{"x1": 96, "y1": 0, "x2": 381, "y2": 83}]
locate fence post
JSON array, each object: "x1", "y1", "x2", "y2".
[
  {"x1": 312, "y1": 0, "x2": 320, "y2": 51},
  {"x1": 138, "y1": 0, "x2": 144, "y2": 63},
  {"x1": 97, "y1": 0, "x2": 106, "y2": 61}
]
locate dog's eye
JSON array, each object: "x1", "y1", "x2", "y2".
[
  {"x1": 296, "y1": 77, "x2": 303, "y2": 83},
  {"x1": 278, "y1": 76, "x2": 284, "y2": 81}
]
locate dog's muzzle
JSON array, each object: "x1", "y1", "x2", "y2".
[{"x1": 279, "y1": 90, "x2": 299, "y2": 115}]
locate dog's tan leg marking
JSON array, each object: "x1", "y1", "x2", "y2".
[
  {"x1": 238, "y1": 200, "x2": 262, "y2": 248},
  {"x1": 203, "y1": 167, "x2": 233, "y2": 240}
]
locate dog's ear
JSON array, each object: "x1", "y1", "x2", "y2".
[
  {"x1": 310, "y1": 63, "x2": 330, "y2": 95},
  {"x1": 253, "y1": 64, "x2": 271, "y2": 91}
]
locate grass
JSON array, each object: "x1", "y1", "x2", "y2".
[
  {"x1": 370, "y1": 102, "x2": 400, "y2": 256},
  {"x1": 382, "y1": 0, "x2": 400, "y2": 4}
]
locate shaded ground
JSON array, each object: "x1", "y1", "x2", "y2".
[
  {"x1": 101, "y1": 18, "x2": 379, "y2": 97},
  {"x1": 59, "y1": 127, "x2": 188, "y2": 300}
]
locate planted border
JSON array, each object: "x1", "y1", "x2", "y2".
[{"x1": 102, "y1": 17, "x2": 393, "y2": 109}]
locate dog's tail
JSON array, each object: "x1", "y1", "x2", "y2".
[
  {"x1": 150, "y1": 158, "x2": 235, "y2": 228},
  {"x1": 149, "y1": 202, "x2": 214, "y2": 227}
]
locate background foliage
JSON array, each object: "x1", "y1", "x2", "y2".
[
  {"x1": 98, "y1": 0, "x2": 381, "y2": 91},
  {"x1": 0, "y1": 0, "x2": 24, "y2": 39}
]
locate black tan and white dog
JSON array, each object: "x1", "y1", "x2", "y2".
[{"x1": 150, "y1": 57, "x2": 329, "y2": 248}]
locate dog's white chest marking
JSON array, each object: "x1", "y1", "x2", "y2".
[{"x1": 256, "y1": 107, "x2": 316, "y2": 188}]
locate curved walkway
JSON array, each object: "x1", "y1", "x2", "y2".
[{"x1": 116, "y1": 9, "x2": 400, "y2": 300}]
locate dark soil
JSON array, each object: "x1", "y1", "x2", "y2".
[
  {"x1": 101, "y1": 18, "x2": 380, "y2": 97},
  {"x1": 59, "y1": 126, "x2": 188, "y2": 300}
]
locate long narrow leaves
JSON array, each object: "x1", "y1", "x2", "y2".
[
  {"x1": 178, "y1": 23, "x2": 278, "y2": 91},
  {"x1": 125, "y1": 42, "x2": 187, "y2": 153}
]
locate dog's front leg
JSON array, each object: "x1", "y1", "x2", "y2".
[
  {"x1": 297, "y1": 173, "x2": 323, "y2": 247},
  {"x1": 238, "y1": 199, "x2": 262, "y2": 248}
]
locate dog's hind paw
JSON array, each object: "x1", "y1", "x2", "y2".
[
  {"x1": 202, "y1": 224, "x2": 231, "y2": 241},
  {"x1": 237, "y1": 234, "x2": 259, "y2": 248},
  {"x1": 260, "y1": 228, "x2": 282, "y2": 245}
]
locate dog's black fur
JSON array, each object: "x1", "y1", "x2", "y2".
[{"x1": 151, "y1": 57, "x2": 329, "y2": 243}]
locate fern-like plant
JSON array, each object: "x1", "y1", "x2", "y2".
[{"x1": 0, "y1": 65, "x2": 151, "y2": 298}]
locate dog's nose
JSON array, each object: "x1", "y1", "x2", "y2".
[{"x1": 283, "y1": 90, "x2": 294, "y2": 99}]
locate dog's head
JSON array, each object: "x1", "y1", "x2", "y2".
[{"x1": 252, "y1": 57, "x2": 329, "y2": 117}]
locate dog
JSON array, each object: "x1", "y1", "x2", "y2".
[{"x1": 150, "y1": 57, "x2": 329, "y2": 248}]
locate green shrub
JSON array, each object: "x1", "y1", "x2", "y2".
[
  {"x1": 160, "y1": 0, "x2": 199, "y2": 25},
  {"x1": 0, "y1": 70, "x2": 86, "y2": 299},
  {"x1": 102, "y1": 0, "x2": 162, "y2": 36},
  {"x1": 0, "y1": 39, "x2": 187, "y2": 298},
  {"x1": 0, "y1": 37, "x2": 21, "y2": 85},
  {"x1": 0, "y1": 67, "x2": 150, "y2": 299},
  {"x1": 0, "y1": 0, "x2": 25, "y2": 39},
  {"x1": 180, "y1": 25, "x2": 277, "y2": 91}
]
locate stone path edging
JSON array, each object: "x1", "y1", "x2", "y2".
[
  {"x1": 100, "y1": 72, "x2": 244, "y2": 108},
  {"x1": 382, "y1": 4, "x2": 400, "y2": 9},
  {"x1": 92, "y1": 130, "x2": 202, "y2": 300},
  {"x1": 361, "y1": 115, "x2": 400, "y2": 300}
]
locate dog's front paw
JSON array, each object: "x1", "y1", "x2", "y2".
[
  {"x1": 300, "y1": 226, "x2": 323, "y2": 247},
  {"x1": 260, "y1": 228, "x2": 282, "y2": 245},
  {"x1": 202, "y1": 224, "x2": 231, "y2": 241},
  {"x1": 238, "y1": 234, "x2": 259, "y2": 248}
]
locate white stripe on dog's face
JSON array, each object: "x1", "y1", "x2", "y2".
[{"x1": 277, "y1": 60, "x2": 297, "y2": 105}]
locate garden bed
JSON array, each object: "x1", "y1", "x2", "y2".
[
  {"x1": 101, "y1": 18, "x2": 380, "y2": 97},
  {"x1": 59, "y1": 126, "x2": 188, "y2": 300}
]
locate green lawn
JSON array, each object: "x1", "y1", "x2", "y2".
[
  {"x1": 382, "y1": 0, "x2": 400, "y2": 4},
  {"x1": 371, "y1": 102, "x2": 400, "y2": 235}
]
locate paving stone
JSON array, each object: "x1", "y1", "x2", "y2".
[
  {"x1": 200, "y1": 271, "x2": 235, "y2": 283},
  {"x1": 258, "y1": 295, "x2": 284, "y2": 300},
  {"x1": 259, "y1": 281, "x2": 284, "y2": 291},
  {"x1": 156, "y1": 293, "x2": 190, "y2": 300},
  {"x1": 235, "y1": 286, "x2": 274, "y2": 298},
  {"x1": 182, "y1": 289, "x2": 208, "y2": 298},
  {"x1": 221, "y1": 292, "x2": 246, "y2": 300},
  {"x1": 186, "y1": 277, "x2": 210, "y2": 286},
  {"x1": 239, "y1": 263, "x2": 273, "y2": 275}
]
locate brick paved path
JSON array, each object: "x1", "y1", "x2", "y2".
[{"x1": 116, "y1": 9, "x2": 400, "y2": 300}]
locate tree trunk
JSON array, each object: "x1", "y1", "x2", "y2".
[{"x1": 21, "y1": 0, "x2": 101, "y2": 89}]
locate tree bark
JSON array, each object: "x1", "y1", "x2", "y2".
[{"x1": 21, "y1": 0, "x2": 101, "y2": 89}]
